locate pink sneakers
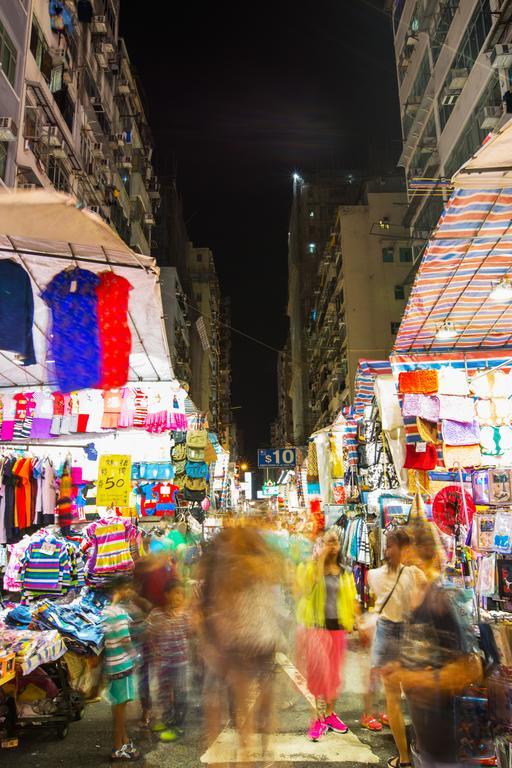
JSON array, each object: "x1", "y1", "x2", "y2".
[
  {"x1": 307, "y1": 718, "x2": 328, "y2": 741},
  {"x1": 324, "y1": 712, "x2": 349, "y2": 734}
]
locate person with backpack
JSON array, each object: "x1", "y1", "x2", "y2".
[{"x1": 381, "y1": 519, "x2": 483, "y2": 768}]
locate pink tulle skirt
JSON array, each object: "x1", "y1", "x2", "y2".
[{"x1": 296, "y1": 627, "x2": 347, "y2": 701}]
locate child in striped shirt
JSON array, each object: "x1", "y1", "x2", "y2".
[{"x1": 102, "y1": 585, "x2": 140, "y2": 761}]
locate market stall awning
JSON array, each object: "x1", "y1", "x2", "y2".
[
  {"x1": 393, "y1": 185, "x2": 512, "y2": 354},
  {"x1": 0, "y1": 189, "x2": 174, "y2": 385},
  {"x1": 452, "y1": 117, "x2": 512, "y2": 190},
  {"x1": 353, "y1": 359, "x2": 393, "y2": 417}
]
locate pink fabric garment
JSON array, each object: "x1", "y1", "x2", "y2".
[
  {"x1": 1, "y1": 421, "x2": 14, "y2": 441},
  {"x1": 402, "y1": 394, "x2": 440, "y2": 422},
  {"x1": 169, "y1": 412, "x2": 188, "y2": 430},
  {"x1": 118, "y1": 387, "x2": 135, "y2": 428},
  {"x1": 297, "y1": 626, "x2": 347, "y2": 701},
  {"x1": 441, "y1": 419, "x2": 480, "y2": 446},
  {"x1": 145, "y1": 411, "x2": 169, "y2": 434},
  {"x1": 71, "y1": 466, "x2": 83, "y2": 485}
]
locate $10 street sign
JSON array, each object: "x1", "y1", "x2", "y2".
[{"x1": 257, "y1": 448, "x2": 297, "y2": 468}]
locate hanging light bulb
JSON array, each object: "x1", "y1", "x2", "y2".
[
  {"x1": 489, "y1": 276, "x2": 512, "y2": 303},
  {"x1": 435, "y1": 320, "x2": 459, "y2": 341}
]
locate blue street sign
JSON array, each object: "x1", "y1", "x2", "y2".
[{"x1": 257, "y1": 448, "x2": 297, "y2": 468}]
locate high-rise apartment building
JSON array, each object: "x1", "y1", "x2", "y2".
[
  {"x1": 287, "y1": 171, "x2": 366, "y2": 445},
  {"x1": 392, "y1": 0, "x2": 512, "y2": 256},
  {"x1": 308, "y1": 177, "x2": 411, "y2": 429},
  {"x1": 187, "y1": 245, "x2": 223, "y2": 432},
  {"x1": 2, "y1": 0, "x2": 159, "y2": 255},
  {"x1": 271, "y1": 341, "x2": 294, "y2": 447},
  {"x1": 0, "y1": 1, "x2": 30, "y2": 187},
  {"x1": 218, "y1": 297, "x2": 232, "y2": 450}
]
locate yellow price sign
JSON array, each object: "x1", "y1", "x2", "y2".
[{"x1": 96, "y1": 454, "x2": 132, "y2": 507}]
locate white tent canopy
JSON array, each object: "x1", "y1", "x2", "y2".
[
  {"x1": 452, "y1": 118, "x2": 512, "y2": 189},
  {"x1": 0, "y1": 189, "x2": 174, "y2": 386}
]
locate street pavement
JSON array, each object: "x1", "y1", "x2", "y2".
[{"x1": 4, "y1": 642, "x2": 400, "y2": 767}]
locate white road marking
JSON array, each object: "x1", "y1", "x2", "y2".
[
  {"x1": 201, "y1": 727, "x2": 380, "y2": 764},
  {"x1": 200, "y1": 653, "x2": 380, "y2": 764}
]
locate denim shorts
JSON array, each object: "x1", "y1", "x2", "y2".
[{"x1": 371, "y1": 618, "x2": 404, "y2": 668}]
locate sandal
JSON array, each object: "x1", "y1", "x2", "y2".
[
  {"x1": 387, "y1": 756, "x2": 412, "y2": 768},
  {"x1": 360, "y1": 715, "x2": 383, "y2": 732}
]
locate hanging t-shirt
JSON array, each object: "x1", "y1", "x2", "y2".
[
  {"x1": 133, "y1": 388, "x2": 148, "y2": 429},
  {"x1": 0, "y1": 259, "x2": 36, "y2": 366},
  {"x1": 97, "y1": 272, "x2": 133, "y2": 389},
  {"x1": 80, "y1": 389, "x2": 105, "y2": 433},
  {"x1": 13, "y1": 392, "x2": 36, "y2": 439},
  {"x1": 153, "y1": 482, "x2": 179, "y2": 513},
  {"x1": 41, "y1": 268, "x2": 102, "y2": 392},
  {"x1": 119, "y1": 387, "x2": 136, "y2": 428},
  {"x1": 102, "y1": 389, "x2": 123, "y2": 429},
  {"x1": 31, "y1": 391, "x2": 54, "y2": 439},
  {"x1": 85, "y1": 517, "x2": 138, "y2": 573}
]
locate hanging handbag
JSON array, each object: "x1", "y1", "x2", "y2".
[
  {"x1": 186, "y1": 428, "x2": 208, "y2": 448},
  {"x1": 184, "y1": 487, "x2": 206, "y2": 502},
  {"x1": 187, "y1": 446, "x2": 206, "y2": 462},
  {"x1": 171, "y1": 443, "x2": 186, "y2": 461},
  {"x1": 185, "y1": 461, "x2": 209, "y2": 479}
]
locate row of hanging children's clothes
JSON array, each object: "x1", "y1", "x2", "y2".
[
  {"x1": 3, "y1": 515, "x2": 145, "y2": 599},
  {"x1": 0, "y1": 384, "x2": 188, "y2": 442},
  {"x1": 0, "y1": 454, "x2": 57, "y2": 544}
]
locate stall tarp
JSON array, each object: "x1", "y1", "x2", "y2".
[
  {"x1": 0, "y1": 190, "x2": 174, "y2": 385},
  {"x1": 353, "y1": 360, "x2": 393, "y2": 418},
  {"x1": 394, "y1": 186, "x2": 512, "y2": 354},
  {"x1": 452, "y1": 118, "x2": 512, "y2": 190}
]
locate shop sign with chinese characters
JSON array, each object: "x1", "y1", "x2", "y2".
[{"x1": 96, "y1": 454, "x2": 132, "y2": 507}]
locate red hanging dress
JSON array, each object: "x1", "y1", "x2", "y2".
[{"x1": 96, "y1": 272, "x2": 133, "y2": 389}]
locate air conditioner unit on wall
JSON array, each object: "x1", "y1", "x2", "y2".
[
  {"x1": 92, "y1": 16, "x2": 108, "y2": 35},
  {"x1": 442, "y1": 92, "x2": 458, "y2": 106},
  {"x1": 447, "y1": 68, "x2": 468, "y2": 92},
  {"x1": 40, "y1": 125, "x2": 61, "y2": 147},
  {"x1": 0, "y1": 117, "x2": 17, "y2": 141},
  {"x1": 479, "y1": 105, "x2": 502, "y2": 130},
  {"x1": 490, "y1": 44, "x2": 512, "y2": 70}
]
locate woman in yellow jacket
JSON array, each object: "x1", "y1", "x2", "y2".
[{"x1": 296, "y1": 529, "x2": 357, "y2": 742}]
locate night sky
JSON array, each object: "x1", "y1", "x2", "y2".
[{"x1": 119, "y1": 0, "x2": 401, "y2": 462}]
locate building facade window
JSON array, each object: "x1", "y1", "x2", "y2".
[
  {"x1": 382, "y1": 247, "x2": 394, "y2": 262},
  {"x1": 0, "y1": 142, "x2": 7, "y2": 181},
  {"x1": 444, "y1": 76, "x2": 501, "y2": 178},
  {"x1": 395, "y1": 285, "x2": 405, "y2": 300},
  {"x1": 431, "y1": 0, "x2": 460, "y2": 64},
  {"x1": 399, "y1": 247, "x2": 413, "y2": 262},
  {"x1": 30, "y1": 17, "x2": 52, "y2": 84},
  {"x1": 391, "y1": 321, "x2": 401, "y2": 335},
  {"x1": 437, "y1": 0, "x2": 492, "y2": 131},
  {"x1": 0, "y1": 19, "x2": 17, "y2": 87},
  {"x1": 197, "y1": 252, "x2": 202, "y2": 261},
  {"x1": 403, "y1": 51, "x2": 431, "y2": 138}
]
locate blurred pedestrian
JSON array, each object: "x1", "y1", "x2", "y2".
[
  {"x1": 102, "y1": 584, "x2": 140, "y2": 761},
  {"x1": 381, "y1": 519, "x2": 483, "y2": 768},
  {"x1": 296, "y1": 529, "x2": 357, "y2": 742},
  {"x1": 197, "y1": 525, "x2": 285, "y2": 761},
  {"x1": 133, "y1": 551, "x2": 178, "y2": 726},
  {"x1": 147, "y1": 579, "x2": 189, "y2": 743},
  {"x1": 363, "y1": 528, "x2": 426, "y2": 765}
]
